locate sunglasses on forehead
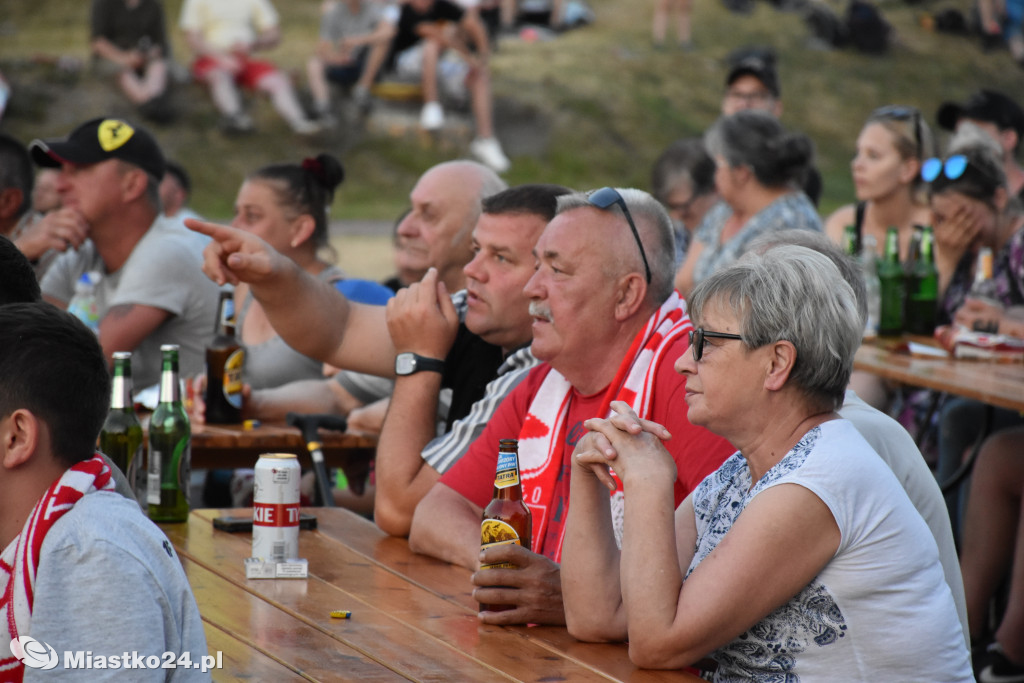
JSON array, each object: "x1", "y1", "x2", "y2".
[
  {"x1": 587, "y1": 187, "x2": 652, "y2": 284},
  {"x1": 871, "y1": 105, "x2": 923, "y2": 160}
]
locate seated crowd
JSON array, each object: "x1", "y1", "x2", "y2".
[{"x1": 3, "y1": 41, "x2": 1024, "y2": 683}]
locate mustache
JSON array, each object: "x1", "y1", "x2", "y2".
[{"x1": 528, "y1": 301, "x2": 552, "y2": 322}]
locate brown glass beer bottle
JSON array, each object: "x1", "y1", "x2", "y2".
[
  {"x1": 479, "y1": 438, "x2": 532, "y2": 612},
  {"x1": 205, "y1": 290, "x2": 245, "y2": 424}
]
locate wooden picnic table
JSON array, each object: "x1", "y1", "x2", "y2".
[
  {"x1": 160, "y1": 507, "x2": 704, "y2": 682},
  {"x1": 853, "y1": 336, "x2": 1024, "y2": 413}
]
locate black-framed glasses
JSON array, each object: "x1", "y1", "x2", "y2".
[
  {"x1": 871, "y1": 105, "x2": 923, "y2": 160},
  {"x1": 688, "y1": 327, "x2": 744, "y2": 361},
  {"x1": 587, "y1": 187, "x2": 652, "y2": 284},
  {"x1": 921, "y1": 155, "x2": 969, "y2": 182}
]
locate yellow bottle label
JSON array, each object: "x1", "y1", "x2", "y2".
[
  {"x1": 480, "y1": 519, "x2": 521, "y2": 569},
  {"x1": 223, "y1": 348, "x2": 245, "y2": 408}
]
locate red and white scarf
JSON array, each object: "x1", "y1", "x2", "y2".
[
  {"x1": 518, "y1": 291, "x2": 691, "y2": 561},
  {"x1": 0, "y1": 455, "x2": 114, "y2": 680}
]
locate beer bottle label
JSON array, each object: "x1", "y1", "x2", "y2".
[
  {"x1": 480, "y1": 519, "x2": 521, "y2": 570},
  {"x1": 493, "y1": 450, "x2": 520, "y2": 488},
  {"x1": 222, "y1": 348, "x2": 245, "y2": 408}
]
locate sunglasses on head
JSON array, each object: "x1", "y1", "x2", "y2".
[
  {"x1": 921, "y1": 155, "x2": 969, "y2": 183},
  {"x1": 871, "y1": 105, "x2": 923, "y2": 160},
  {"x1": 587, "y1": 187, "x2": 652, "y2": 284}
]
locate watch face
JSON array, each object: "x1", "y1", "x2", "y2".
[{"x1": 396, "y1": 353, "x2": 415, "y2": 375}]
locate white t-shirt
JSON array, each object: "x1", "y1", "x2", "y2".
[
  {"x1": 179, "y1": 0, "x2": 279, "y2": 51},
  {"x1": 839, "y1": 389, "x2": 969, "y2": 648},
  {"x1": 690, "y1": 419, "x2": 972, "y2": 682},
  {"x1": 41, "y1": 217, "x2": 221, "y2": 388}
]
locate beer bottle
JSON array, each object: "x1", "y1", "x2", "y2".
[
  {"x1": 99, "y1": 352, "x2": 144, "y2": 495},
  {"x1": 968, "y1": 246, "x2": 999, "y2": 307},
  {"x1": 842, "y1": 224, "x2": 860, "y2": 257},
  {"x1": 205, "y1": 290, "x2": 245, "y2": 424},
  {"x1": 877, "y1": 226, "x2": 905, "y2": 337},
  {"x1": 479, "y1": 438, "x2": 532, "y2": 613},
  {"x1": 147, "y1": 344, "x2": 192, "y2": 522},
  {"x1": 904, "y1": 226, "x2": 939, "y2": 336}
]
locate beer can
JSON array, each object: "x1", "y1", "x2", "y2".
[{"x1": 252, "y1": 453, "x2": 301, "y2": 562}]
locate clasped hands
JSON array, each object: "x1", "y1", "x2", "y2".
[{"x1": 573, "y1": 400, "x2": 676, "y2": 491}]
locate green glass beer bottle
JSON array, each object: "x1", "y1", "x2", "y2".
[
  {"x1": 99, "y1": 351, "x2": 144, "y2": 495},
  {"x1": 147, "y1": 344, "x2": 191, "y2": 522},
  {"x1": 842, "y1": 224, "x2": 860, "y2": 257},
  {"x1": 205, "y1": 290, "x2": 245, "y2": 424},
  {"x1": 877, "y1": 226, "x2": 905, "y2": 337},
  {"x1": 479, "y1": 438, "x2": 532, "y2": 613},
  {"x1": 904, "y1": 226, "x2": 938, "y2": 336}
]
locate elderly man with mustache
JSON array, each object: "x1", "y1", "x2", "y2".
[{"x1": 409, "y1": 188, "x2": 733, "y2": 626}]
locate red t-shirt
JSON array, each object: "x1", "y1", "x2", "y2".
[{"x1": 440, "y1": 333, "x2": 735, "y2": 560}]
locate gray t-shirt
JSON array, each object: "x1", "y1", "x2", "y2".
[
  {"x1": 25, "y1": 492, "x2": 209, "y2": 681},
  {"x1": 41, "y1": 217, "x2": 221, "y2": 388},
  {"x1": 319, "y1": 0, "x2": 390, "y2": 42}
]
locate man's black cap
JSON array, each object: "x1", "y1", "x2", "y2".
[
  {"x1": 936, "y1": 89, "x2": 1024, "y2": 139},
  {"x1": 726, "y1": 50, "x2": 780, "y2": 98},
  {"x1": 29, "y1": 117, "x2": 166, "y2": 180}
]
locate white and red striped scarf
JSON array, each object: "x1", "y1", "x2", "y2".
[
  {"x1": 0, "y1": 455, "x2": 114, "y2": 681},
  {"x1": 518, "y1": 291, "x2": 691, "y2": 561}
]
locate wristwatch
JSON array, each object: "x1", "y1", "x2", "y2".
[{"x1": 394, "y1": 352, "x2": 445, "y2": 376}]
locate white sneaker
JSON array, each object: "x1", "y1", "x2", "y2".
[
  {"x1": 420, "y1": 101, "x2": 444, "y2": 130},
  {"x1": 470, "y1": 137, "x2": 511, "y2": 173},
  {"x1": 292, "y1": 118, "x2": 322, "y2": 135}
]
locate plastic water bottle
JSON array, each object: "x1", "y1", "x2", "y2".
[
  {"x1": 68, "y1": 271, "x2": 102, "y2": 334},
  {"x1": 860, "y1": 236, "x2": 881, "y2": 339}
]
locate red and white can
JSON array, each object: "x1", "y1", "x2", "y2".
[{"x1": 252, "y1": 453, "x2": 301, "y2": 562}]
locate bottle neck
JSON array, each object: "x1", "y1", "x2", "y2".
[
  {"x1": 110, "y1": 368, "x2": 134, "y2": 410},
  {"x1": 492, "y1": 448, "x2": 522, "y2": 497},
  {"x1": 159, "y1": 362, "x2": 180, "y2": 404}
]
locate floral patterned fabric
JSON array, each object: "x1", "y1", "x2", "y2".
[
  {"x1": 692, "y1": 193, "x2": 822, "y2": 286},
  {"x1": 687, "y1": 421, "x2": 972, "y2": 682}
]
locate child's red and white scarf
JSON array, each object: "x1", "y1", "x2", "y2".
[
  {"x1": 0, "y1": 455, "x2": 114, "y2": 680},
  {"x1": 518, "y1": 291, "x2": 691, "y2": 561}
]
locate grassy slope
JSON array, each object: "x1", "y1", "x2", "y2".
[{"x1": 0, "y1": 0, "x2": 1018, "y2": 224}]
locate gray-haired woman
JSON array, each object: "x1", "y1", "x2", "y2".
[
  {"x1": 563, "y1": 245, "x2": 972, "y2": 681},
  {"x1": 674, "y1": 110, "x2": 821, "y2": 297}
]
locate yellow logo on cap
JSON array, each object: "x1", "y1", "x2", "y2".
[{"x1": 97, "y1": 120, "x2": 134, "y2": 152}]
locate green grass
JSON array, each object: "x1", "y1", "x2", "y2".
[{"x1": 0, "y1": 0, "x2": 1019, "y2": 223}]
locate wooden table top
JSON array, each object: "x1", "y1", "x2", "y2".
[
  {"x1": 161, "y1": 508, "x2": 703, "y2": 682},
  {"x1": 854, "y1": 337, "x2": 1024, "y2": 413}
]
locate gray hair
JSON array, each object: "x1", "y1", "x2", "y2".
[
  {"x1": 704, "y1": 110, "x2": 814, "y2": 189},
  {"x1": 745, "y1": 229, "x2": 868, "y2": 330},
  {"x1": 556, "y1": 188, "x2": 676, "y2": 306},
  {"x1": 688, "y1": 244, "x2": 861, "y2": 411}
]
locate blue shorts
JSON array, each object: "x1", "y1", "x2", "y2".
[{"x1": 324, "y1": 49, "x2": 368, "y2": 87}]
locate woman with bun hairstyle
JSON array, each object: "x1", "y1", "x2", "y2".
[
  {"x1": 229, "y1": 153, "x2": 350, "y2": 390},
  {"x1": 675, "y1": 110, "x2": 822, "y2": 297}
]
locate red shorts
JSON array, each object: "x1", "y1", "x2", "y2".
[{"x1": 192, "y1": 54, "x2": 277, "y2": 90}]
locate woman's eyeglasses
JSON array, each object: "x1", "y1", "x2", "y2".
[
  {"x1": 587, "y1": 187, "x2": 652, "y2": 284},
  {"x1": 688, "y1": 327, "x2": 744, "y2": 361},
  {"x1": 921, "y1": 155, "x2": 970, "y2": 182},
  {"x1": 871, "y1": 105, "x2": 923, "y2": 161}
]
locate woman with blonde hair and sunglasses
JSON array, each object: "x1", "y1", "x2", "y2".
[{"x1": 824, "y1": 104, "x2": 935, "y2": 259}]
